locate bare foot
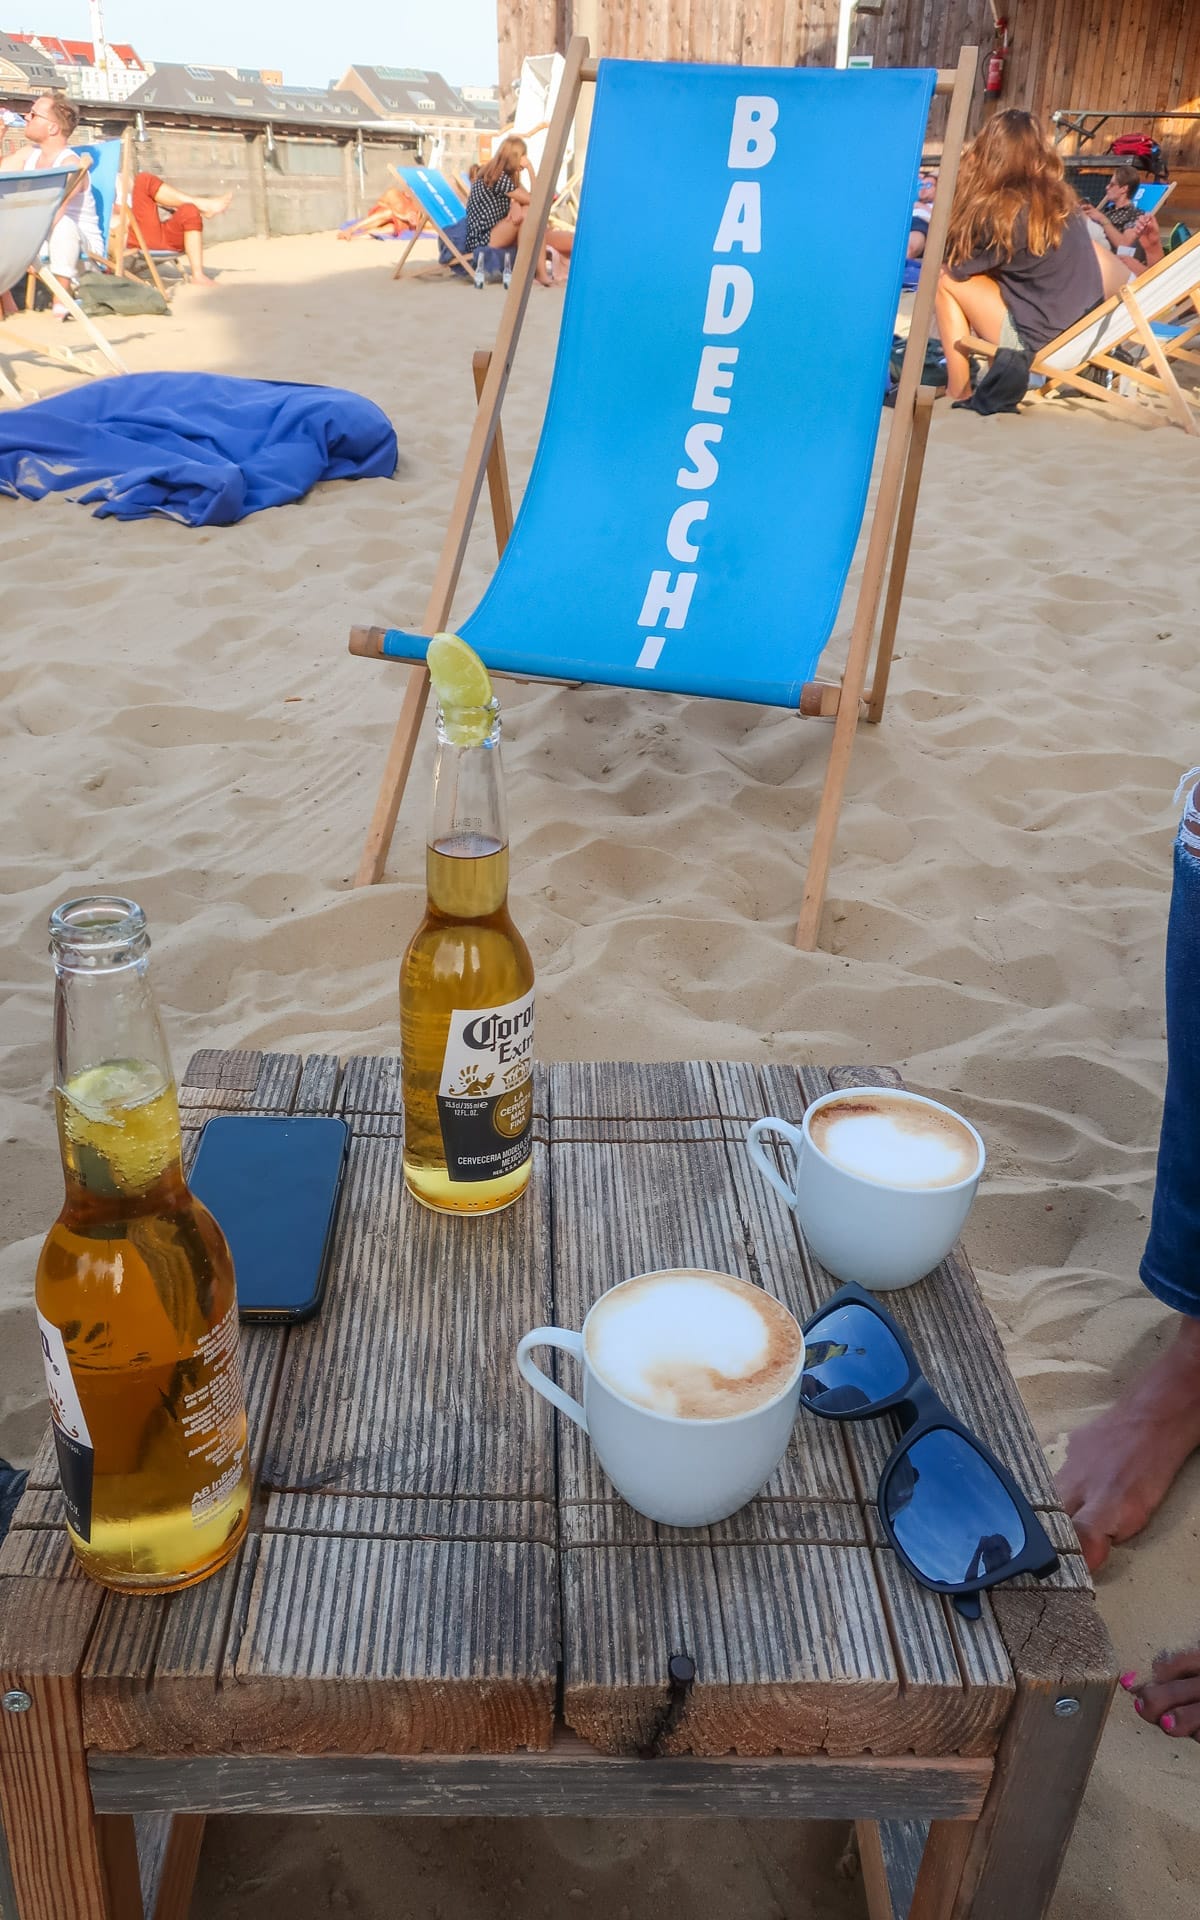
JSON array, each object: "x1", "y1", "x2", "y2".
[
  {"x1": 1057, "y1": 1316, "x2": 1200, "y2": 1571},
  {"x1": 191, "y1": 272, "x2": 217, "y2": 288},
  {"x1": 1123, "y1": 1646, "x2": 1200, "y2": 1741}
]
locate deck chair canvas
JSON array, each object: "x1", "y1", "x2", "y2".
[
  {"x1": 389, "y1": 167, "x2": 473, "y2": 280},
  {"x1": 73, "y1": 139, "x2": 121, "y2": 262},
  {"x1": 965, "y1": 230, "x2": 1200, "y2": 434},
  {"x1": 0, "y1": 164, "x2": 129, "y2": 401},
  {"x1": 352, "y1": 40, "x2": 977, "y2": 949}
]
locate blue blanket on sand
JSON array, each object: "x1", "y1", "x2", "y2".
[{"x1": 0, "y1": 373, "x2": 397, "y2": 525}]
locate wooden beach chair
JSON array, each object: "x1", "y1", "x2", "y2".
[
  {"x1": 963, "y1": 231, "x2": 1200, "y2": 434},
  {"x1": 0, "y1": 163, "x2": 129, "y2": 401},
  {"x1": 388, "y1": 166, "x2": 473, "y2": 280},
  {"x1": 351, "y1": 39, "x2": 978, "y2": 950}
]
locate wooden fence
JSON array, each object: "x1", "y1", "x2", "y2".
[{"x1": 497, "y1": 1, "x2": 1200, "y2": 169}]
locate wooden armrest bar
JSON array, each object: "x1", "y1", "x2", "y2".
[{"x1": 89, "y1": 1744, "x2": 993, "y2": 1822}]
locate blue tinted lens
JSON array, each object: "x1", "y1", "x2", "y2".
[
  {"x1": 884, "y1": 1428, "x2": 1026, "y2": 1585},
  {"x1": 800, "y1": 1303, "x2": 911, "y2": 1413}
]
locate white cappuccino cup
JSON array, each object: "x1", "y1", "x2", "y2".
[
  {"x1": 747, "y1": 1089, "x2": 985, "y2": 1292},
  {"x1": 515, "y1": 1268, "x2": 805, "y2": 1528}
]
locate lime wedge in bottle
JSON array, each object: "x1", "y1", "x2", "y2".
[{"x1": 427, "y1": 633, "x2": 496, "y2": 746}]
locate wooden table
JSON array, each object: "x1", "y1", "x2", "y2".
[{"x1": 0, "y1": 1052, "x2": 1117, "y2": 1920}]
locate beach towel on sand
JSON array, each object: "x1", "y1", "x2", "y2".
[{"x1": 0, "y1": 372, "x2": 397, "y2": 524}]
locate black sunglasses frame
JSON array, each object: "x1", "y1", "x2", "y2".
[{"x1": 801, "y1": 1283, "x2": 1060, "y2": 1619}]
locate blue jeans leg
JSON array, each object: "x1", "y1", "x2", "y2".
[{"x1": 1140, "y1": 830, "x2": 1200, "y2": 1317}]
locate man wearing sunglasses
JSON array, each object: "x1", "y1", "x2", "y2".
[
  {"x1": 1059, "y1": 772, "x2": 1200, "y2": 1743},
  {"x1": 6, "y1": 93, "x2": 102, "y2": 306}
]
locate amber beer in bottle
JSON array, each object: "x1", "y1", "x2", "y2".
[
  {"x1": 35, "y1": 897, "x2": 251, "y2": 1591},
  {"x1": 400, "y1": 689, "x2": 535, "y2": 1213}
]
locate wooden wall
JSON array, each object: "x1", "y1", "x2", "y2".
[{"x1": 497, "y1": 1, "x2": 1200, "y2": 167}]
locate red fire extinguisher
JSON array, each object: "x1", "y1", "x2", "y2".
[{"x1": 985, "y1": 18, "x2": 1010, "y2": 96}]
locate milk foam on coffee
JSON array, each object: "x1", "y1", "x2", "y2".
[
  {"x1": 585, "y1": 1269, "x2": 802, "y2": 1420},
  {"x1": 810, "y1": 1095, "x2": 977, "y2": 1190}
]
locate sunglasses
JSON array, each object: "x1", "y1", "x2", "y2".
[{"x1": 801, "y1": 1284, "x2": 1059, "y2": 1619}]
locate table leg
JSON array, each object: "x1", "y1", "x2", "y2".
[
  {"x1": 0, "y1": 1668, "x2": 126, "y2": 1920},
  {"x1": 911, "y1": 1593, "x2": 1115, "y2": 1919},
  {"x1": 0, "y1": 1572, "x2": 118, "y2": 1920},
  {"x1": 138, "y1": 1812, "x2": 207, "y2": 1920}
]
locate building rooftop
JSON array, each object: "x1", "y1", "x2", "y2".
[
  {"x1": 336, "y1": 64, "x2": 471, "y2": 121},
  {"x1": 124, "y1": 63, "x2": 375, "y2": 126},
  {"x1": 0, "y1": 28, "x2": 58, "y2": 90},
  {"x1": 8, "y1": 33, "x2": 143, "y2": 69}
]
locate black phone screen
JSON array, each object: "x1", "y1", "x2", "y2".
[{"x1": 189, "y1": 1115, "x2": 350, "y2": 1323}]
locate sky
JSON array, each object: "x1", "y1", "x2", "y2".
[{"x1": 19, "y1": 2, "x2": 500, "y2": 88}]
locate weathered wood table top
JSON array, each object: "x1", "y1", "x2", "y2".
[{"x1": 2, "y1": 1051, "x2": 1106, "y2": 1780}]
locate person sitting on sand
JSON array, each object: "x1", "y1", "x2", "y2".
[
  {"x1": 1058, "y1": 770, "x2": 1200, "y2": 1745},
  {"x1": 337, "y1": 185, "x2": 422, "y2": 241},
  {"x1": 6, "y1": 93, "x2": 102, "y2": 300},
  {"x1": 935, "y1": 109, "x2": 1133, "y2": 404},
  {"x1": 464, "y1": 136, "x2": 573, "y2": 286},
  {"x1": 125, "y1": 172, "x2": 233, "y2": 287},
  {"x1": 1079, "y1": 166, "x2": 1164, "y2": 268}
]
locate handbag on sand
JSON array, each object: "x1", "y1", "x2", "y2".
[{"x1": 76, "y1": 274, "x2": 170, "y2": 318}]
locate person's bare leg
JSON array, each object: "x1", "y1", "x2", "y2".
[
  {"x1": 1126, "y1": 1644, "x2": 1200, "y2": 1741},
  {"x1": 1093, "y1": 239, "x2": 1134, "y2": 298},
  {"x1": 935, "y1": 270, "x2": 1009, "y2": 400},
  {"x1": 182, "y1": 228, "x2": 214, "y2": 287},
  {"x1": 1057, "y1": 1317, "x2": 1200, "y2": 1572},
  {"x1": 488, "y1": 206, "x2": 555, "y2": 285},
  {"x1": 153, "y1": 183, "x2": 233, "y2": 221}
]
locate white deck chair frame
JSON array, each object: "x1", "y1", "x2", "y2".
[
  {"x1": 0, "y1": 161, "x2": 129, "y2": 401},
  {"x1": 351, "y1": 38, "x2": 979, "y2": 951}
]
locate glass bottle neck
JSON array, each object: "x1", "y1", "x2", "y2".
[
  {"x1": 49, "y1": 897, "x2": 183, "y2": 1201},
  {"x1": 427, "y1": 706, "x2": 510, "y2": 920}
]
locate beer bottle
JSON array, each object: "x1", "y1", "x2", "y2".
[
  {"x1": 35, "y1": 897, "x2": 251, "y2": 1592},
  {"x1": 400, "y1": 637, "x2": 535, "y2": 1213}
]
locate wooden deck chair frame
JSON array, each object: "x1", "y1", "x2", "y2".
[
  {"x1": 0, "y1": 160, "x2": 130, "y2": 398},
  {"x1": 106, "y1": 133, "x2": 176, "y2": 304},
  {"x1": 387, "y1": 165, "x2": 473, "y2": 281},
  {"x1": 961, "y1": 230, "x2": 1200, "y2": 436},
  {"x1": 351, "y1": 38, "x2": 978, "y2": 951}
]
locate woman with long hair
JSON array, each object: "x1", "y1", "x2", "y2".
[
  {"x1": 935, "y1": 109, "x2": 1130, "y2": 402},
  {"x1": 464, "y1": 135, "x2": 573, "y2": 286}
]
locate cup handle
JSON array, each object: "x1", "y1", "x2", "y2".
[
  {"x1": 747, "y1": 1116, "x2": 808, "y2": 1209},
  {"x1": 516, "y1": 1328, "x2": 588, "y2": 1431}
]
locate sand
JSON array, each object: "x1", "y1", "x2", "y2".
[{"x1": 2, "y1": 231, "x2": 1200, "y2": 1916}]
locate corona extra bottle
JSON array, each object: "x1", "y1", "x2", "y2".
[
  {"x1": 400, "y1": 636, "x2": 535, "y2": 1213},
  {"x1": 35, "y1": 897, "x2": 251, "y2": 1592}
]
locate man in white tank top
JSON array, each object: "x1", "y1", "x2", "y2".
[{"x1": 9, "y1": 93, "x2": 102, "y2": 292}]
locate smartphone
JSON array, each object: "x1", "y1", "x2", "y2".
[{"x1": 189, "y1": 1115, "x2": 350, "y2": 1323}]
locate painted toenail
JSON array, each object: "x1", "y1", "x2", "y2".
[
  {"x1": 1119, "y1": 1672, "x2": 1138, "y2": 1689},
  {"x1": 1133, "y1": 1698, "x2": 1144, "y2": 1714},
  {"x1": 1161, "y1": 1714, "x2": 1176, "y2": 1732}
]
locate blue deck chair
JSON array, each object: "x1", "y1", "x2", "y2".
[
  {"x1": 388, "y1": 166, "x2": 474, "y2": 280},
  {"x1": 73, "y1": 139, "x2": 121, "y2": 257},
  {"x1": 352, "y1": 40, "x2": 977, "y2": 948},
  {"x1": 1133, "y1": 182, "x2": 1175, "y2": 218}
]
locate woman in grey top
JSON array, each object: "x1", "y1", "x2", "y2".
[{"x1": 934, "y1": 110, "x2": 1132, "y2": 403}]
